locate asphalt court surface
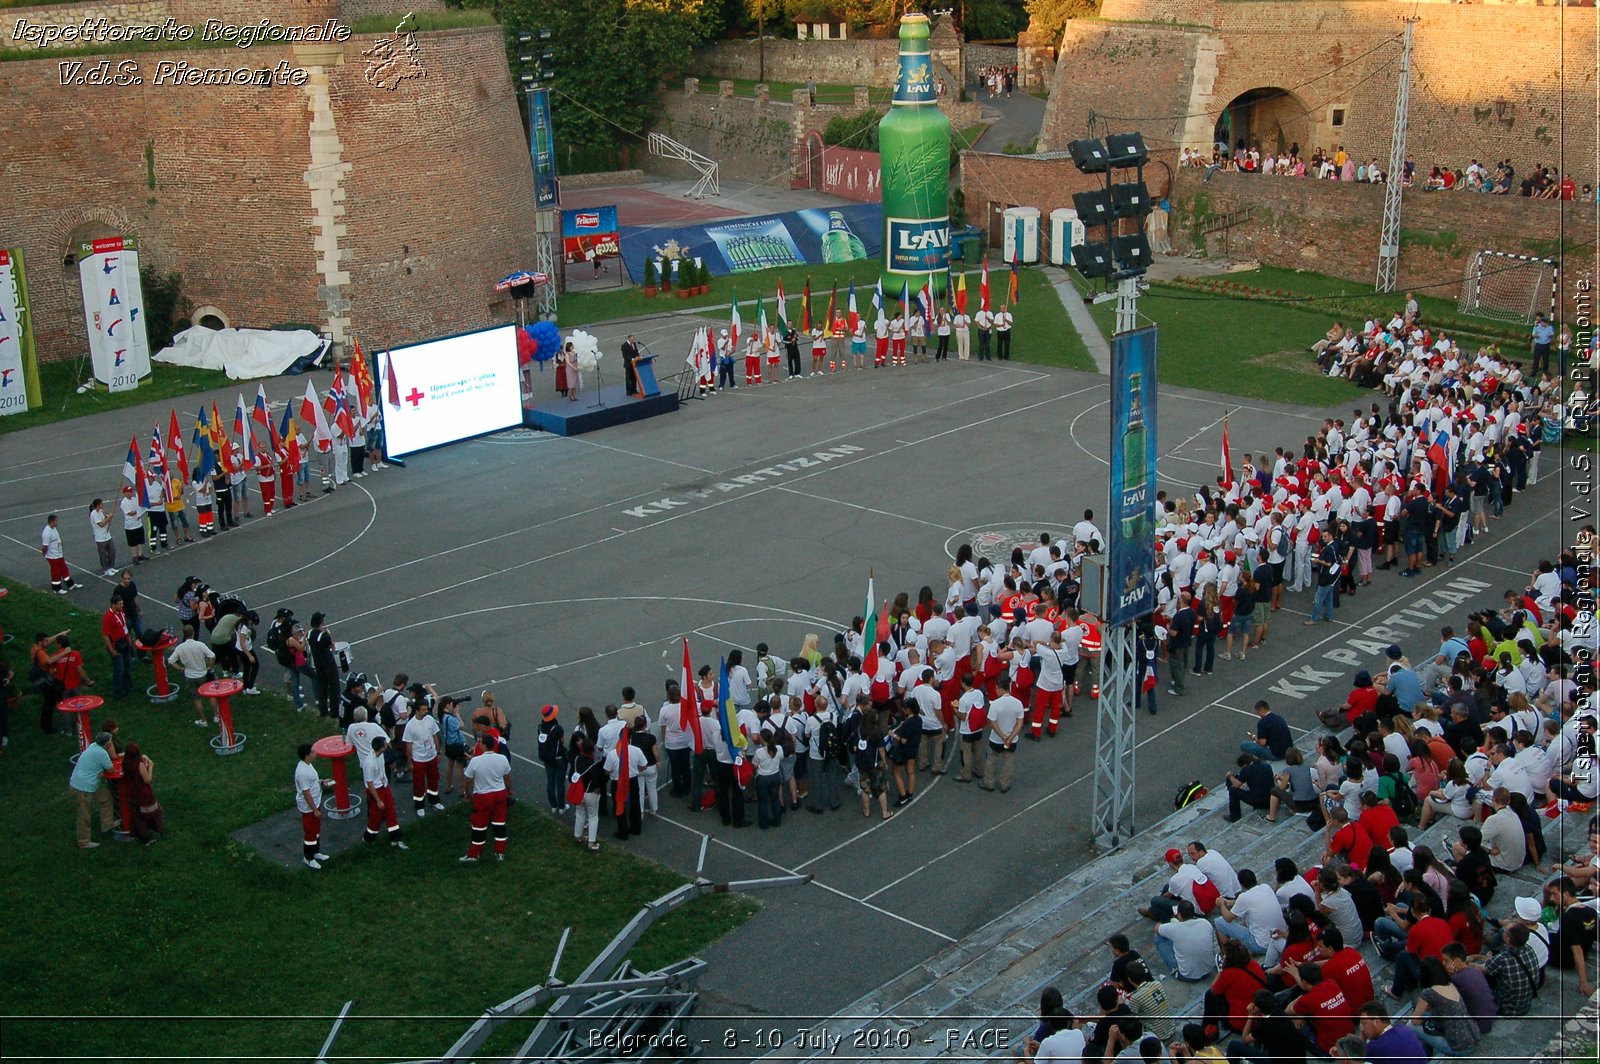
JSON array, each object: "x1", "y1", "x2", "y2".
[{"x1": 0, "y1": 354, "x2": 1567, "y2": 1050}]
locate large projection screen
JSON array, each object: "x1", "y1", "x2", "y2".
[{"x1": 383, "y1": 325, "x2": 523, "y2": 458}]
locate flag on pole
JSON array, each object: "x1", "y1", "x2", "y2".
[
  {"x1": 384, "y1": 348, "x2": 400, "y2": 409},
  {"x1": 757, "y1": 294, "x2": 768, "y2": 342},
  {"x1": 872, "y1": 280, "x2": 886, "y2": 327},
  {"x1": 1426, "y1": 430, "x2": 1453, "y2": 497},
  {"x1": 801, "y1": 277, "x2": 812, "y2": 332},
  {"x1": 167, "y1": 409, "x2": 189, "y2": 484},
  {"x1": 717, "y1": 657, "x2": 748, "y2": 757},
  {"x1": 776, "y1": 279, "x2": 789, "y2": 333},
  {"x1": 918, "y1": 274, "x2": 933, "y2": 322},
  {"x1": 122, "y1": 437, "x2": 150, "y2": 507},
  {"x1": 148, "y1": 426, "x2": 169, "y2": 482},
  {"x1": 301, "y1": 380, "x2": 333, "y2": 452},
  {"x1": 253, "y1": 384, "x2": 281, "y2": 451},
  {"x1": 192, "y1": 407, "x2": 217, "y2": 479},
  {"x1": 955, "y1": 272, "x2": 968, "y2": 314},
  {"x1": 980, "y1": 258, "x2": 991, "y2": 312},
  {"x1": 211, "y1": 401, "x2": 237, "y2": 475},
  {"x1": 1221, "y1": 414, "x2": 1235, "y2": 489},
  {"x1": 729, "y1": 294, "x2": 742, "y2": 351},
  {"x1": 614, "y1": 726, "x2": 632, "y2": 810},
  {"x1": 349, "y1": 339, "x2": 376, "y2": 412},
  {"x1": 846, "y1": 281, "x2": 859, "y2": 332},
  {"x1": 862, "y1": 593, "x2": 889, "y2": 680},
  {"x1": 679, "y1": 638, "x2": 704, "y2": 753},
  {"x1": 324, "y1": 366, "x2": 356, "y2": 439},
  {"x1": 233, "y1": 393, "x2": 254, "y2": 467},
  {"x1": 1008, "y1": 252, "x2": 1020, "y2": 304},
  {"x1": 826, "y1": 283, "x2": 837, "y2": 328},
  {"x1": 899, "y1": 279, "x2": 911, "y2": 316},
  {"x1": 278, "y1": 401, "x2": 301, "y2": 470},
  {"x1": 861, "y1": 571, "x2": 878, "y2": 658}
]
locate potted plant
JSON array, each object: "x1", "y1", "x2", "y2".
[
  {"x1": 660, "y1": 258, "x2": 672, "y2": 291},
  {"x1": 696, "y1": 260, "x2": 710, "y2": 295},
  {"x1": 642, "y1": 258, "x2": 657, "y2": 297}
]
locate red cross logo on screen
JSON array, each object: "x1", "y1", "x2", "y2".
[{"x1": 405, "y1": 387, "x2": 425, "y2": 407}]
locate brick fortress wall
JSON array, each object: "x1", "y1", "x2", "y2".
[
  {"x1": 2, "y1": 15, "x2": 537, "y2": 360},
  {"x1": 1041, "y1": 1, "x2": 1597, "y2": 189}
]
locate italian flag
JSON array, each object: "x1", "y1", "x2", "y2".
[{"x1": 776, "y1": 279, "x2": 789, "y2": 333}]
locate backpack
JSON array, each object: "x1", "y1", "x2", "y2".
[
  {"x1": 1389, "y1": 774, "x2": 1419, "y2": 820},
  {"x1": 1174, "y1": 781, "x2": 1209, "y2": 809},
  {"x1": 770, "y1": 715, "x2": 796, "y2": 757},
  {"x1": 1191, "y1": 875, "x2": 1222, "y2": 916},
  {"x1": 869, "y1": 674, "x2": 893, "y2": 703},
  {"x1": 834, "y1": 712, "x2": 858, "y2": 766},
  {"x1": 266, "y1": 619, "x2": 293, "y2": 668},
  {"x1": 816, "y1": 718, "x2": 839, "y2": 761}
]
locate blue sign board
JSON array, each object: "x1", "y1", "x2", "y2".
[{"x1": 1107, "y1": 326, "x2": 1158, "y2": 627}]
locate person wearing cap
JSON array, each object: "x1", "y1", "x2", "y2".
[
  {"x1": 1140, "y1": 848, "x2": 1209, "y2": 923},
  {"x1": 461, "y1": 729, "x2": 513, "y2": 862},
  {"x1": 69, "y1": 730, "x2": 119, "y2": 849},
  {"x1": 402, "y1": 695, "x2": 445, "y2": 818},
  {"x1": 536, "y1": 704, "x2": 567, "y2": 813},
  {"x1": 361, "y1": 736, "x2": 408, "y2": 850},
  {"x1": 715, "y1": 328, "x2": 735, "y2": 390}
]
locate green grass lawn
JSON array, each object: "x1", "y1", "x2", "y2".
[
  {"x1": 0, "y1": 359, "x2": 234, "y2": 436},
  {"x1": 560, "y1": 260, "x2": 1094, "y2": 373},
  {"x1": 1082, "y1": 279, "x2": 1369, "y2": 406},
  {"x1": 0, "y1": 578, "x2": 753, "y2": 1061}
]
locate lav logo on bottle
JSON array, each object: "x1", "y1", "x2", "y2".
[{"x1": 895, "y1": 53, "x2": 934, "y2": 103}]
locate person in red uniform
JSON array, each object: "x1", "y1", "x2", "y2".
[
  {"x1": 461, "y1": 729, "x2": 512, "y2": 861},
  {"x1": 256, "y1": 452, "x2": 276, "y2": 516},
  {"x1": 1287, "y1": 962, "x2": 1351, "y2": 1054},
  {"x1": 403, "y1": 697, "x2": 445, "y2": 817},
  {"x1": 294, "y1": 743, "x2": 331, "y2": 870},
  {"x1": 277, "y1": 444, "x2": 297, "y2": 510},
  {"x1": 1314, "y1": 925, "x2": 1374, "y2": 1016},
  {"x1": 362, "y1": 736, "x2": 407, "y2": 850}
]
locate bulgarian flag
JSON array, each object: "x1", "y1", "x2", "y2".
[
  {"x1": 776, "y1": 279, "x2": 789, "y2": 333},
  {"x1": 1221, "y1": 413, "x2": 1235, "y2": 488},
  {"x1": 846, "y1": 281, "x2": 859, "y2": 332},
  {"x1": 801, "y1": 277, "x2": 812, "y2": 332},
  {"x1": 862, "y1": 592, "x2": 890, "y2": 679},
  {"x1": 729, "y1": 294, "x2": 741, "y2": 350},
  {"x1": 980, "y1": 258, "x2": 991, "y2": 312},
  {"x1": 679, "y1": 639, "x2": 703, "y2": 753},
  {"x1": 955, "y1": 271, "x2": 968, "y2": 314}
]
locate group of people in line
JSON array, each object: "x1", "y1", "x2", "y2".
[{"x1": 1181, "y1": 143, "x2": 1589, "y2": 200}]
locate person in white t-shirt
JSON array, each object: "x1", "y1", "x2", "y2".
[
  {"x1": 294, "y1": 743, "x2": 332, "y2": 870},
  {"x1": 982, "y1": 675, "x2": 1025, "y2": 792},
  {"x1": 1034, "y1": 1012, "x2": 1086, "y2": 1064},
  {"x1": 402, "y1": 700, "x2": 445, "y2": 817},
  {"x1": 888, "y1": 310, "x2": 907, "y2": 366},
  {"x1": 873, "y1": 311, "x2": 890, "y2": 367},
  {"x1": 908, "y1": 307, "x2": 927, "y2": 363},
  {"x1": 952, "y1": 306, "x2": 972, "y2": 360},
  {"x1": 973, "y1": 305, "x2": 993, "y2": 361},
  {"x1": 1141, "y1": 848, "x2": 1209, "y2": 922},
  {"x1": 361, "y1": 736, "x2": 407, "y2": 849},
  {"x1": 346, "y1": 706, "x2": 386, "y2": 762},
  {"x1": 461, "y1": 736, "x2": 512, "y2": 861},
  {"x1": 954, "y1": 672, "x2": 988, "y2": 783},
  {"x1": 910, "y1": 669, "x2": 946, "y2": 775},
  {"x1": 994, "y1": 306, "x2": 1014, "y2": 359}
]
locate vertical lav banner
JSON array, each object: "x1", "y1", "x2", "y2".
[
  {"x1": 1107, "y1": 325, "x2": 1158, "y2": 627},
  {"x1": 78, "y1": 235, "x2": 151, "y2": 392},
  {"x1": 0, "y1": 247, "x2": 41, "y2": 415}
]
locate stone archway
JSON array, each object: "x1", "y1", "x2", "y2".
[
  {"x1": 1214, "y1": 87, "x2": 1311, "y2": 158},
  {"x1": 804, "y1": 132, "x2": 825, "y2": 190}
]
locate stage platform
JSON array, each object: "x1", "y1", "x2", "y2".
[{"x1": 522, "y1": 384, "x2": 679, "y2": 437}]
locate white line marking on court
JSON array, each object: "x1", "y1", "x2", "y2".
[
  {"x1": 568, "y1": 437, "x2": 717, "y2": 475},
  {"x1": 774, "y1": 486, "x2": 962, "y2": 533},
  {"x1": 0, "y1": 439, "x2": 124, "y2": 471},
  {"x1": 1470, "y1": 560, "x2": 1532, "y2": 577},
  {"x1": 231, "y1": 482, "x2": 378, "y2": 593}
]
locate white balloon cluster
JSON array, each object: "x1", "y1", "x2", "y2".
[{"x1": 568, "y1": 329, "x2": 603, "y2": 373}]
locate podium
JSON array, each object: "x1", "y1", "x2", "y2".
[{"x1": 633, "y1": 353, "x2": 661, "y2": 398}]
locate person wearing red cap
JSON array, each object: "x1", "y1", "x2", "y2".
[{"x1": 461, "y1": 731, "x2": 512, "y2": 862}]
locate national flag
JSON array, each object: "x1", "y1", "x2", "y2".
[
  {"x1": 349, "y1": 338, "x2": 376, "y2": 412},
  {"x1": 729, "y1": 295, "x2": 741, "y2": 351},
  {"x1": 899, "y1": 279, "x2": 910, "y2": 317},
  {"x1": 1220, "y1": 414, "x2": 1235, "y2": 488},
  {"x1": 1426, "y1": 430, "x2": 1453, "y2": 497},
  {"x1": 614, "y1": 726, "x2": 632, "y2": 811},
  {"x1": 775, "y1": 279, "x2": 789, "y2": 333},
  {"x1": 679, "y1": 638, "x2": 704, "y2": 753},
  {"x1": 862, "y1": 593, "x2": 890, "y2": 679},
  {"x1": 717, "y1": 657, "x2": 747, "y2": 757},
  {"x1": 872, "y1": 280, "x2": 885, "y2": 327},
  {"x1": 918, "y1": 275, "x2": 933, "y2": 322},
  {"x1": 757, "y1": 295, "x2": 769, "y2": 345},
  {"x1": 324, "y1": 365, "x2": 356, "y2": 439},
  {"x1": 301, "y1": 380, "x2": 333, "y2": 451},
  {"x1": 233, "y1": 393, "x2": 254, "y2": 468},
  {"x1": 980, "y1": 258, "x2": 991, "y2": 312},
  {"x1": 122, "y1": 437, "x2": 150, "y2": 507},
  {"x1": 384, "y1": 348, "x2": 400, "y2": 409},
  {"x1": 167, "y1": 409, "x2": 189, "y2": 483},
  {"x1": 253, "y1": 384, "x2": 281, "y2": 451},
  {"x1": 860, "y1": 572, "x2": 878, "y2": 660},
  {"x1": 192, "y1": 407, "x2": 217, "y2": 479},
  {"x1": 278, "y1": 401, "x2": 301, "y2": 469},
  {"x1": 826, "y1": 283, "x2": 837, "y2": 329},
  {"x1": 955, "y1": 272, "x2": 968, "y2": 314},
  {"x1": 148, "y1": 426, "x2": 169, "y2": 482},
  {"x1": 211, "y1": 401, "x2": 237, "y2": 475},
  {"x1": 801, "y1": 277, "x2": 812, "y2": 332},
  {"x1": 846, "y1": 281, "x2": 859, "y2": 333},
  {"x1": 1008, "y1": 253, "x2": 1020, "y2": 304}
]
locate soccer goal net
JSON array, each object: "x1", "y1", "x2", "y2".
[{"x1": 1457, "y1": 250, "x2": 1556, "y2": 324}]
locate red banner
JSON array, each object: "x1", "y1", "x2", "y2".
[{"x1": 819, "y1": 147, "x2": 882, "y2": 204}]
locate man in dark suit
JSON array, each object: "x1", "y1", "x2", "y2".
[{"x1": 621, "y1": 334, "x2": 640, "y2": 396}]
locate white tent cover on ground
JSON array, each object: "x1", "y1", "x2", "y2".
[{"x1": 153, "y1": 326, "x2": 324, "y2": 380}]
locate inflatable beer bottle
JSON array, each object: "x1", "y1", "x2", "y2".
[{"x1": 878, "y1": 12, "x2": 950, "y2": 295}]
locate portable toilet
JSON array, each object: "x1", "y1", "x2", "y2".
[
  {"x1": 1049, "y1": 208, "x2": 1086, "y2": 266},
  {"x1": 1002, "y1": 206, "x2": 1040, "y2": 264}
]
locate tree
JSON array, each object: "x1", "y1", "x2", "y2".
[
  {"x1": 474, "y1": 0, "x2": 722, "y2": 160},
  {"x1": 1022, "y1": 0, "x2": 1100, "y2": 48},
  {"x1": 962, "y1": 0, "x2": 1028, "y2": 41}
]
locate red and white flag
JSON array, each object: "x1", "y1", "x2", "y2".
[
  {"x1": 301, "y1": 380, "x2": 333, "y2": 452},
  {"x1": 679, "y1": 638, "x2": 704, "y2": 753},
  {"x1": 384, "y1": 349, "x2": 401, "y2": 409},
  {"x1": 979, "y1": 259, "x2": 991, "y2": 312}
]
